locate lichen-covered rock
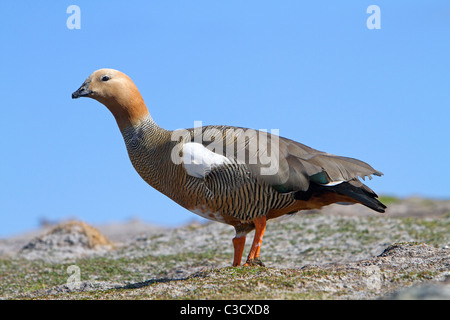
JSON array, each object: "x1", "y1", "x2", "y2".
[{"x1": 20, "y1": 221, "x2": 113, "y2": 262}]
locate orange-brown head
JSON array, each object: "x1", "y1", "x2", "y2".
[{"x1": 72, "y1": 69, "x2": 149, "y2": 130}]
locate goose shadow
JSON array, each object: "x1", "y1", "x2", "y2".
[
  {"x1": 115, "y1": 277, "x2": 187, "y2": 290},
  {"x1": 114, "y1": 271, "x2": 208, "y2": 290}
]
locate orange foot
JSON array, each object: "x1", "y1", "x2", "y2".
[{"x1": 244, "y1": 258, "x2": 265, "y2": 267}]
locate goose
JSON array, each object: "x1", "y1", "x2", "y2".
[{"x1": 72, "y1": 69, "x2": 385, "y2": 266}]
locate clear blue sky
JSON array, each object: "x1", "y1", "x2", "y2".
[{"x1": 1, "y1": 1, "x2": 449, "y2": 237}]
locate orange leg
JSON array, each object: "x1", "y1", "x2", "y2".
[
  {"x1": 244, "y1": 216, "x2": 267, "y2": 266},
  {"x1": 232, "y1": 235, "x2": 246, "y2": 266}
]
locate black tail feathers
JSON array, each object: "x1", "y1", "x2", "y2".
[
  {"x1": 294, "y1": 181, "x2": 386, "y2": 213},
  {"x1": 331, "y1": 182, "x2": 386, "y2": 213}
]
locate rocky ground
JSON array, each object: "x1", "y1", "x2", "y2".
[{"x1": 0, "y1": 196, "x2": 449, "y2": 300}]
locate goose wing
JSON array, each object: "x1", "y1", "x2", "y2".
[{"x1": 177, "y1": 125, "x2": 382, "y2": 193}]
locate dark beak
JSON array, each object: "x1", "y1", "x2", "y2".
[{"x1": 72, "y1": 82, "x2": 92, "y2": 99}]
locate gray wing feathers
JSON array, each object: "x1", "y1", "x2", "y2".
[
  {"x1": 267, "y1": 137, "x2": 382, "y2": 192},
  {"x1": 306, "y1": 154, "x2": 383, "y2": 181},
  {"x1": 190, "y1": 125, "x2": 382, "y2": 194},
  {"x1": 245, "y1": 134, "x2": 383, "y2": 193}
]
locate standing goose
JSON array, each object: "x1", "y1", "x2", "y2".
[{"x1": 72, "y1": 69, "x2": 385, "y2": 267}]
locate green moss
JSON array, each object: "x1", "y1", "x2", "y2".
[
  {"x1": 0, "y1": 259, "x2": 68, "y2": 297},
  {"x1": 398, "y1": 217, "x2": 450, "y2": 247}
]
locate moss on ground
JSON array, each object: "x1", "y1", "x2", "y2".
[{"x1": 1, "y1": 210, "x2": 448, "y2": 300}]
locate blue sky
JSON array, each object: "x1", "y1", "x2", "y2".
[{"x1": 1, "y1": 1, "x2": 449, "y2": 237}]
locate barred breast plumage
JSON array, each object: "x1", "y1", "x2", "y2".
[{"x1": 72, "y1": 68, "x2": 386, "y2": 267}]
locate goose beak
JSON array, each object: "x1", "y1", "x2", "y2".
[{"x1": 72, "y1": 82, "x2": 92, "y2": 99}]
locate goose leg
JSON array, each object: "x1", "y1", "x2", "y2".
[
  {"x1": 244, "y1": 216, "x2": 267, "y2": 267},
  {"x1": 232, "y1": 235, "x2": 246, "y2": 266}
]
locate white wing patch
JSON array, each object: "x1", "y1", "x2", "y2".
[
  {"x1": 182, "y1": 142, "x2": 231, "y2": 178},
  {"x1": 321, "y1": 180, "x2": 345, "y2": 186}
]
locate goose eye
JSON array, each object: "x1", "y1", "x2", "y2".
[{"x1": 101, "y1": 75, "x2": 110, "y2": 82}]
